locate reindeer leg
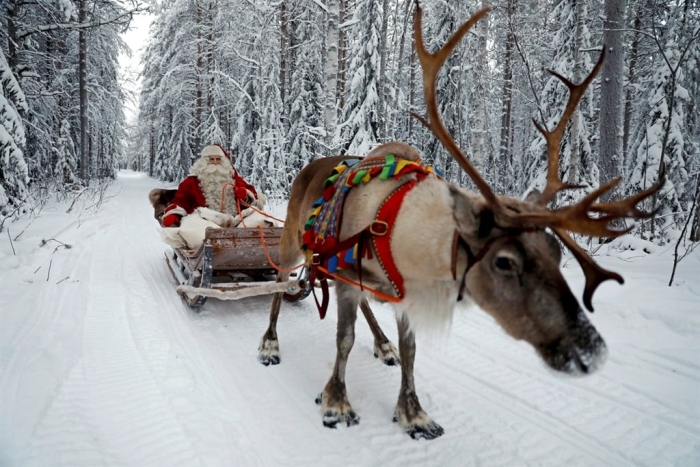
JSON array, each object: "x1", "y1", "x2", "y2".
[
  {"x1": 393, "y1": 315, "x2": 444, "y2": 440},
  {"x1": 258, "y1": 276, "x2": 286, "y2": 366},
  {"x1": 259, "y1": 221, "x2": 304, "y2": 366},
  {"x1": 359, "y1": 298, "x2": 400, "y2": 366},
  {"x1": 315, "y1": 283, "x2": 361, "y2": 428}
]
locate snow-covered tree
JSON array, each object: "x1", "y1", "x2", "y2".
[
  {"x1": 285, "y1": 0, "x2": 326, "y2": 173},
  {"x1": 525, "y1": 0, "x2": 600, "y2": 205},
  {"x1": 54, "y1": 119, "x2": 78, "y2": 185},
  {"x1": 628, "y1": 44, "x2": 689, "y2": 240},
  {"x1": 417, "y1": 0, "x2": 464, "y2": 183},
  {"x1": 334, "y1": 0, "x2": 384, "y2": 155},
  {"x1": 0, "y1": 48, "x2": 30, "y2": 214}
]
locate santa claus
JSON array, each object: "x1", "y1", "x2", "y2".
[{"x1": 162, "y1": 144, "x2": 258, "y2": 227}]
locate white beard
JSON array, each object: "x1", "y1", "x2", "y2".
[{"x1": 190, "y1": 158, "x2": 239, "y2": 214}]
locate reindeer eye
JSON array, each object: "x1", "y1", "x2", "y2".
[{"x1": 494, "y1": 256, "x2": 516, "y2": 272}]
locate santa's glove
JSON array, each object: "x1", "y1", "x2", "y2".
[
  {"x1": 162, "y1": 214, "x2": 181, "y2": 227},
  {"x1": 235, "y1": 187, "x2": 251, "y2": 203}
]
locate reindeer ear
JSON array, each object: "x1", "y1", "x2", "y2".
[{"x1": 450, "y1": 186, "x2": 494, "y2": 239}]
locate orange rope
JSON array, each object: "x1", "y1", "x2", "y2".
[
  {"x1": 257, "y1": 225, "x2": 305, "y2": 273},
  {"x1": 219, "y1": 182, "x2": 236, "y2": 212},
  {"x1": 257, "y1": 226, "x2": 401, "y2": 301},
  {"x1": 221, "y1": 187, "x2": 395, "y2": 299},
  {"x1": 238, "y1": 199, "x2": 286, "y2": 224},
  {"x1": 256, "y1": 225, "x2": 400, "y2": 302},
  {"x1": 317, "y1": 265, "x2": 402, "y2": 303},
  {"x1": 238, "y1": 197, "x2": 247, "y2": 228}
]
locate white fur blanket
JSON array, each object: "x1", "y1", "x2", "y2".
[{"x1": 160, "y1": 203, "x2": 279, "y2": 250}]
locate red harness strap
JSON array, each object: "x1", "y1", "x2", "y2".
[
  {"x1": 309, "y1": 180, "x2": 418, "y2": 319},
  {"x1": 370, "y1": 179, "x2": 416, "y2": 299}
]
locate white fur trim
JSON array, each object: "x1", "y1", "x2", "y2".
[
  {"x1": 201, "y1": 145, "x2": 226, "y2": 158},
  {"x1": 196, "y1": 207, "x2": 240, "y2": 227},
  {"x1": 160, "y1": 228, "x2": 187, "y2": 249},
  {"x1": 178, "y1": 211, "x2": 221, "y2": 249},
  {"x1": 165, "y1": 205, "x2": 187, "y2": 217},
  {"x1": 240, "y1": 210, "x2": 278, "y2": 228},
  {"x1": 251, "y1": 193, "x2": 267, "y2": 210}
]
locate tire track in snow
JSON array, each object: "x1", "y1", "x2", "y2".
[
  {"x1": 416, "y1": 309, "x2": 699, "y2": 466},
  {"x1": 68, "y1": 187, "x2": 200, "y2": 465},
  {"x1": 191, "y1": 293, "x2": 425, "y2": 465},
  {"x1": 0, "y1": 236, "x2": 93, "y2": 461},
  {"x1": 197, "y1": 297, "x2": 356, "y2": 465},
  {"x1": 449, "y1": 311, "x2": 700, "y2": 440},
  {"x1": 116, "y1": 175, "x2": 265, "y2": 464}
]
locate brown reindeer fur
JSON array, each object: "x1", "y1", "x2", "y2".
[{"x1": 148, "y1": 188, "x2": 177, "y2": 224}]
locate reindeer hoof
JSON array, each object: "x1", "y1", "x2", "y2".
[
  {"x1": 322, "y1": 410, "x2": 360, "y2": 428},
  {"x1": 315, "y1": 393, "x2": 323, "y2": 405},
  {"x1": 258, "y1": 354, "x2": 280, "y2": 366},
  {"x1": 406, "y1": 421, "x2": 444, "y2": 440},
  {"x1": 374, "y1": 342, "x2": 400, "y2": 366},
  {"x1": 258, "y1": 338, "x2": 280, "y2": 366},
  {"x1": 394, "y1": 408, "x2": 444, "y2": 440}
]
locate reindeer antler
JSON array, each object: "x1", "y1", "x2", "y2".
[
  {"x1": 411, "y1": 5, "x2": 498, "y2": 209},
  {"x1": 534, "y1": 52, "x2": 606, "y2": 206},
  {"x1": 412, "y1": 5, "x2": 665, "y2": 311}
]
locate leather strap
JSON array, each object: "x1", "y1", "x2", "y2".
[
  {"x1": 310, "y1": 180, "x2": 418, "y2": 319},
  {"x1": 371, "y1": 180, "x2": 417, "y2": 299}
]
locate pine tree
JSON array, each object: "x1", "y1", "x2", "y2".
[
  {"x1": 54, "y1": 119, "x2": 78, "y2": 185},
  {"x1": 525, "y1": 0, "x2": 599, "y2": 204},
  {"x1": 419, "y1": 0, "x2": 465, "y2": 185},
  {"x1": 628, "y1": 45, "x2": 689, "y2": 240},
  {"x1": 334, "y1": 0, "x2": 384, "y2": 155},
  {"x1": 262, "y1": 53, "x2": 290, "y2": 202},
  {"x1": 0, "y1": 49, "x2": 30, "y2": 215},
  {"x1": 285, "y1": 0, "x2": 325, "y2": 174}
]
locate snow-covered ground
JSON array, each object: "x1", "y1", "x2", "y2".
[{"x1": 1, "y1": 171, "x2": 698, "y2": 466}]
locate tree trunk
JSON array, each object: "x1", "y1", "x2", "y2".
[
  {"x1": 395, "y1": 0, "x2": 413, "y2": 140},
  {"x1": 207, "y1": 1, "x2": 215, "y2": 112},
  {"x1": 336, "y1": 0, "x2": 348, "y2": 117},
  {"x1": 598, "y1": 0, "x2": 626, "y2": 201},
  {"x1": 377, "y1": 0, "x2": 389, "y2": 141},
  {"x1": 5, "y1": 1, "x2": 19, "y2": 72},
  {"x1": 499, "y1": 0, "x2": 515, "y2": 179},
  {"x1": 194, "y1": 3, "x2": 203, "y2": 153},
  {"x1": 690, "y1": 174, "x2": 700, "y2": 242},
  {"x1": 279, "y1": 0, "x2": 288, "y2": 111},
  {"x1": 326, "y1": 0, "x2": 339, "y2": 139},
  {"x1": 149, "y1": 126, "x2": 155, "y2": 176},
  {"x1": 79, "y1": 0, "x2": 89, "y2": 181},
  {"x1": 623, "y1": 5, "x2": 641, "y2": 159},
  {"x1": 567, "y1": 0, "x2": 584, "y2": 186},
  {"x1": 472, "y1": 0, "x2": 489, "y2": 165}
]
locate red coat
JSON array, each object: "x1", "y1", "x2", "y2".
[{"x1": 163, "y1": 172, "x2": 257, "y2": 220}]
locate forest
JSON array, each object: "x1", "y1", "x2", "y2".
[{"x1": 1, "y1": 0, "x2": 699, "y2": 245}]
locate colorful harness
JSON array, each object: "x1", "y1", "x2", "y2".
[{"x1": 302, "y1": 154, "x2": 439, "y2": 318}]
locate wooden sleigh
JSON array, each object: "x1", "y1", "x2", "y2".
[{"x1": 164, "y1": 225, "x2": 310, "y2": 309}]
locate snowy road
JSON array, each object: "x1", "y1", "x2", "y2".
[{"x1": 1, "y1": 171, "x2": 699, "y2": 466}]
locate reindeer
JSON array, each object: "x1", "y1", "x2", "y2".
[{"x1": 258, "y1": 5, "x2": 663, "y2": 440}]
